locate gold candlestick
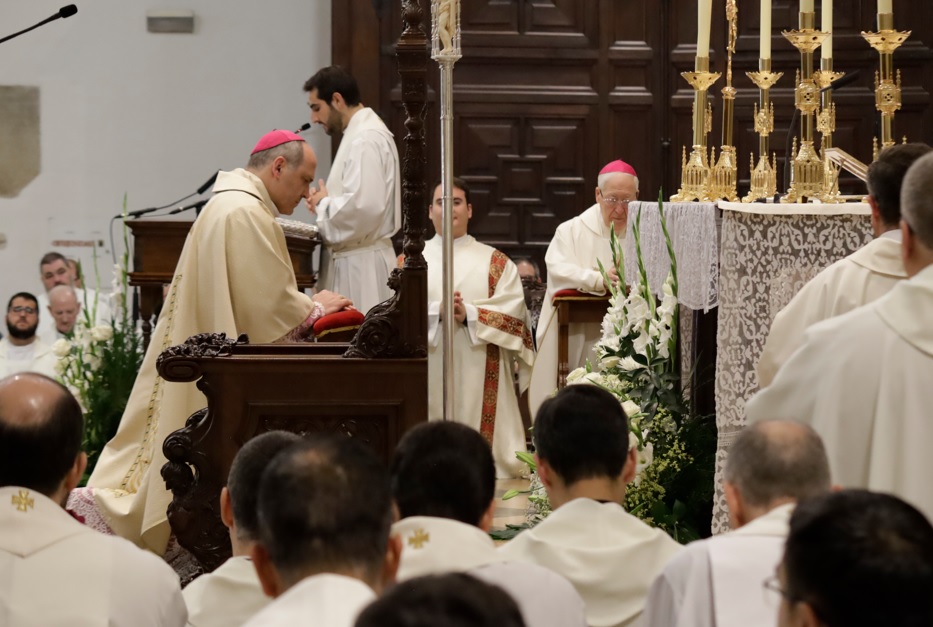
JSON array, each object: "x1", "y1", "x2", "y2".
[
  {"x1": 743, "y1": 59, "x2": 782, "y2": 202},
  {"x1": 862, "y1": 13, "x2": 910, "y2": 149},
  {"x1": 815, "y1": 61, "x2": 844, "y2": 202},
  {"x1": 781, "y1": 11, "x2": 829, "y2": 203},
  {"x1": 710, "y1": 0, "x2": 739, "y2": 201},
  {"x1": 672, "y1": 57, "x2": 721, "y2": 202}
]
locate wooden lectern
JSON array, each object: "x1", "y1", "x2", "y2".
[{"x1": 552, "y1": 290, "x2": 611, "y2": 388}]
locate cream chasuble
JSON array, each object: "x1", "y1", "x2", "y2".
[
  {"x1": 182, "y1": 555, "x2": 268, "y2": 627},
  {"x1": 425, "y1": 235, "x2": 535, "y2": 478},
  {"x1": 0, "y1": 487, "x2": 187, "y2": 626},
  {"x1": 758, "y1": 232, "x2": 905, "y2": 388},
  {"x1": 748, "y1": 264, "x2": 933, "y2": 521},
  {"x1": 241, "y1": 574, "x2": 374, "y2": 627},
  {"x1": 500, "y1": 498, "x2": 682, "y2": 627},
  {"x1": 529, "y1": 204, "x2": 615, "y2": 416},
  {"x1": 317, "y1": 107, "x2": 401, "y2": 314},
  {"x1": 88, "y1": 169, "x2": 315, "y2": 554},
  {"x1": 0, "y1": 337, "x2": 58, "y2": 379}
]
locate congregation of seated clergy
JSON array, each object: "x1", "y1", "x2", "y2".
[{"x1": 3, "y1": 64, "x2": 933, "y2": 627}]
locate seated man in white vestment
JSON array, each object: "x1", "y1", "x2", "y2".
[
  {"x1": 245, "y1": 436, "x2": 401, "y2": 627},
  {"x1": 500, "y1": 385, "x2": 682, "y2": 627},
  {"x1": 389, "y1": 421, "x2": 587, "y2": 627},
  {"x1": 529, "y1": 159, "x2": 638, "y2": 415},
  {"x1": 35, "y1": 251, "x2": 111, "y2": 342},
  {"x1": 86, "y1": 131, "x2": 352, "y2": 555},
  {"x1": 46, "y1": 284, "x2": 81, "y2": 338},
  {"x1": 0, "y1": 373, "x2": 186, "y2": 627},
  {"x1": 356, "y1": 572, "x2": 527, "y2": 627},
  {"x1": 775, "y1": 490, "x2": 933, "y2": 627},
  {"x1": 183, "y1": 431, "x2": 301, "y2": 627},
  {"x1": 644, "y1": 420, "x2": 831, "y2": 627},
  {"x1": 304, "y1": 66, "x2": 401, "y2": 313},
  {"x1": 425, "y1": 178, "x2": 535, "y2": 478},
  {"x1": 758, "y1": 143, "x2": 932, "y2": 387},
  {"x1": 0, "y1": 292, "x2": 58, "y2": 379},
  {"x1": 747, "y1": 152, "x2": 933, "y2": 523}
]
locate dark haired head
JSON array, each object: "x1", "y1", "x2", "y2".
[
  {"x1": 7, "y1": 292, "x2": 38, "y2": 311},
  {"x1": 39, "y1": 251, "x2": 67, "y2": 270},
  {"x1": 390, "y1": 422, "x2": 496, "y2": 526},
  {"x1": 0, "y1": 373, "x2": 84, "y2": 497},
  {"x1": 227, "y1": 431, "x2": 303, "y2": 541},
  {"x1": 431, "y1": 177, "x2": 471, "y2": 205},
  {"x1": 256, "y1": 435, "x2": 392, "y2": 586},
  {"x1": 303, "y1": 65, "x2": 361, "y2": 106},
  {"x1": 533, "y1": 385, "x2": 631, "y2": 485},
  {"x1": 782, "y1": 490, "x2": 933, "y2": 627},
  {"x1": 866, "y1": 142, "x2": 931, "y2": 228},
  {"x1": 354, "y1": 573, "x2": 526, "y2": 627}
]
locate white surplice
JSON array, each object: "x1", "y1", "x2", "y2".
[
  {"x1": 643, "y1": 503, "x2": 792, "y2": 627},
  {"x1": 241, "y1": 573, "x2": 375, "y2": 627},
  {"x1": 36, "y1": 287, "x2": 113, "y2": 343},
  {"x1": 425, "y1": 235, "x2": 535, "y2": 478},
  {"x1": 499, "y1": 498, "x2": 682, "y2": 627},
  {"x1": 393, "y1": 516, "x2": 588, "y2": 627},
  {"x1": 182, "y1": 555, "x2": 268, "y2": 627},
  {"x1": 747, "y1": 264, "x2": 933, "y2": 521},
  {"x1": 529, "y1": 204, "x2": 615, "y2": 416},
  {"x1": 88, "y1": 169, "x2": 316, "y2": 554},
  {"x1": 317, "y1": 107, "x2": 401, "y2": 314},
  {"x1": 757, "y1": 231, "x2": 905, "y2": 388},
  {"x1": 0, "y1": 486, "x2": 186, "y2": 627},
  {"x1": 0, "y1": 337, "x2": 58, "y2": 379}
]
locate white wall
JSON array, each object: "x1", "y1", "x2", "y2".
[{"x1": 0, "y1": 0, "x2": 332, "y2": 308}]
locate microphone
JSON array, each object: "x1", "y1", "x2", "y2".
[
  {"x1": 119, "y1": 170, "x2": 222, "y2": 218},
  {"x1": 0, "y1": 5, "x2": 78, "y2": 45},
  {"x1": 197, "y1": 170, "x2": 220, "y2": 195},
  {"x1": 168, "y1": 199, "x2": 209, "y2": 216},
  {"x1": 295, "y1": 122, "x2": 311, "y2": 133}
]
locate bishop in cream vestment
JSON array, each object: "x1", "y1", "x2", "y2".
[{"x1": 88, "y1": 168, "x2": 321, "y2": 554}]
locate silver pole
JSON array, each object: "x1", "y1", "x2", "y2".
[{"x1": 432, "y1": 0, "x2": 461, "y2": 422}]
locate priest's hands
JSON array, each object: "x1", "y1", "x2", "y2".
[
  {"x1": 312, "y1": 290, "x2": 354, "y2": 315},
  {"x1": 603, "y1": 266, "x2": 619, "y2": 291},
  {"x1": 306, "y1": 179, "x2": 328, "y2": 214},
  {"x1": 439, "y1": 291, "x2": 467, "y2": 324}
]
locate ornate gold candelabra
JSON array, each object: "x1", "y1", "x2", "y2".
[
  {"x1": 672, "y1": 57, "x2": 721, "y2": 202},
  {"x1": 862, "y1": 13, "x2": 910, "y2": 149},
  {"x1": 710, "y1": 0, "x2": 739, "y2": 201},
  {"x1": 781, "y1": 11, "x2": 829, "y2": 203},
  {"x1": 743, "y1": 59, "x2": 782, "y2": 202},
  {"x1": 815, "y1": 62, "x2": 845, "y2": 202}
]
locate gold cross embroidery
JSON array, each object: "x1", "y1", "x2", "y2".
[
  {"x1": 11, "y1": 490, "x2": 34, "y2": 512},
  {"x1": 407, "y1": 529, "x2": 430, "y2": 549}
]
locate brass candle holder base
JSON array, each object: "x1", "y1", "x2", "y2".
[
  {"x1": 710, "y1": 145, "x2": 738, "y2": 201},
  {"x1": 744, "y1": 153, "x2": 778, "y2": 203},
  {"x1": 672, "y1": 146, "x2": 713, "y2": 203},
  {"x1": 781, "y1": 139, "x2": 825, "y2": 203}
]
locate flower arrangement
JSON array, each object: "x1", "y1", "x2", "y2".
[{"x1": 54, "y1": 202, "x2": 144, "y2": 483}]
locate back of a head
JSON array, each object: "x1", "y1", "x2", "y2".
[
  {"x1": 303, "y1": 65, "x2": 361, "y2": 106},
  {"x1": 534, "y1": 385, "x2": 630, "y2": 485},
  {"x1": 256, "y1": 435, "x2": 392, "y2": 582},
  {"x1": 354, "y1": 573, "x2": 526, "y2": 627},
  {"x1": 0, "y1": 373, "x2": 83, "y2": 497},
  {"x1": 724, "y1": 420, "x2": 830, "y2": 508},
  {"x1": 901, "y1": 151, "x2": 933, "y2": 250},
  {"x1": 784, "y1": 490, "x2": 933, "y2": 627},
  {"x1": 866, "y1": 142, "x2": 932, "y2": 227},
  {"x1": 390, "y1": 422, "x2": 495, "y2": 526},
  {"x1": 227, "y1": 430, "x2": 303, "y2": 541}
]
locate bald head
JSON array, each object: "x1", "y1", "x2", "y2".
[
  {"x1": 725, "y1": 420, "x2": 830, "y2": 509},
  {"x1": 48, "y1": 285, "x2": 80, "y2": 335},
  {"x1": 0, "y1": 374, "x2": 84, "y2": 497}
]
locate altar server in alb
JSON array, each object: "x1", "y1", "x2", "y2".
[
  {"x1": 529, "y1": 160, "x2": 638, "y2": 415},
  {"x1": 425, "y1": 178, "x2": 535, "y2": 478},
  {"x1": 305, "y1": 66, "x2": 401, "y2": 314},
  {"x1": 88, "y1": 131, "x2": 351, "y2": 555},
  {"x1": 757, "y1": 142, "x2": 931, "y2": 387},
  {"x1": 747, "y1": 151, "x2": 933, "y2": 523}
]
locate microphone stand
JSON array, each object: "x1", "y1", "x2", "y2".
[{"x1": 0, "y1": 6, "x2": 78, "y2": 45}]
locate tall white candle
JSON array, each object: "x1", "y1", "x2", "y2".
[
  {"x1": 761, "y1": 0, "x2": 772, "y2": 59},
  {"x1": 878, "y1": 0, "x2": 893, "y2": 13},
  {"x1": 697, "y1": 0, "x2": 713, "y2": 57},
  {"x1": 800, "y1": 0, "x2": 814, "y2": 12},
  {"x1": 822, "y1": 0, "x2": 833, "y2": 58}
]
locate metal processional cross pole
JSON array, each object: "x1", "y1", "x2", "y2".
[{"x1": 432, "y1": 0, "x2": 461, "y2": 422}]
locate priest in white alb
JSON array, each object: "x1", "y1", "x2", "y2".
[
  {"x1": 747, "y1": 152, "x2": 933, "y2": 523},
  {"x1": 304, "y1": 66, "x2": 401, "y2": 314},
  {"x1": 757, "y1": 143, "x2": 931, "y2": 388},
  {"x1": 424, "y1": 178, "x2": 535, "y2": 478},
  {"x1": 529, "y1": 160, "x2": 638, "y2": 415},
  {"x1": 86, "y1": 131, "x2": 352, "y2": 555}
]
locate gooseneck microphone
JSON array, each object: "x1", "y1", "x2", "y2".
[
  {"x1": 295, "y1": 122, "x2": 311, "y2": 133},
  {"x1": 119, "y1": 170, "x2": 221, "y2": 219},
  {"x1": 0, "y1": 5, "x2": 78, "y2": 45}
]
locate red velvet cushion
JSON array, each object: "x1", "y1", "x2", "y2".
[
  {"x1": 312, "y1": 309, "x2": 365, "y2": 336},
  {"x1": 551, "y1": 289, "x2": 607, "y2": 303}
]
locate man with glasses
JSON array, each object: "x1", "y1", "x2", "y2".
[
  {"x1": 748, "y1": 151, "x2": 933, "y2": 523},
  {"x1": 529, "y1": 159, "x2": 639, "y2": 415},
  {"x1": 0, "y1": 292, "x2": 58, "y2": 378}
]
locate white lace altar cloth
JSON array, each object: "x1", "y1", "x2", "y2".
[
  {"x1": 624, "y1": 201, "x2": 719, "y2": 312},
  {"x1": 711, "y1": 201, "x2": 873, "y2": 533}
]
